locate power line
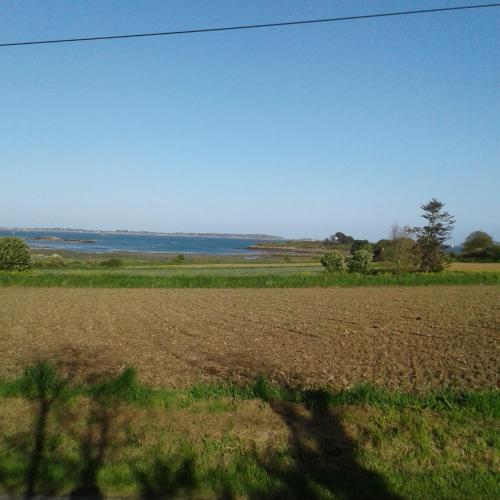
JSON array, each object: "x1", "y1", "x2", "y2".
[{"x1": 1, "y1": 3, "x2": 499, "y2": 48}]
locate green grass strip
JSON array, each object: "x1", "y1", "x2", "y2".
[
  {"x1": 0, "y1": 270, "x2": 499, "y2": 288},
  {"x1": 0, "y1": 364, "x2": 498, "y2": 418}
]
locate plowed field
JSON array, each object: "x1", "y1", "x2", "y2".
[{"x1": 1, "y1": 286, "x2": 498, "y2": 390}]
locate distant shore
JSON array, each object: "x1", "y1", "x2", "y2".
[
  {"x1": 34, "y1": 235, "x2": 96, "y2": 244},
  {"x1": 247, "y1": 240, "x2": 331, "y2": 254},
  {"x1": 1, "y1": 227, "x2": 283, "y2": 241},
  {"x1": 30, "y1": 248, "x2": 281, "y2": 262}
]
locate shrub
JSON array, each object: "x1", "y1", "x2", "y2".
[
  {"x1": 321, "y1": 251, "x2": 347, "y2": 273},
  {"x1": 385, "y1": 224, "x2": 418, "y2": 273},
  {"x1": 350, "y1": 239, "x2": 372, "y2": 255},
  {"x1": 348, "y1": 249, "x2": 372, "y2": 274},
  {"x1": 174, "y1": 254, "x2": 185, "y2": 263},
  {"x1": 0, "y1": 237, "x2": 34, "y2": 271},
  {"x1": 47, "y1": 254, "x2": 65, "y2": 268},
  {"x1": 34, "y1": 254, "x2": 65, "y2": 269},
  {"x1": 100, "y1": 257, "x2": 123, "y2": 268}
]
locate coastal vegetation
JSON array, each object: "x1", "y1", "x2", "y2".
[
  {"x1": 1, "y1": 200, "x2": 498, "y2": 280},
  {"x1": 2, "y1": 199, "x2": 498, "y2": 288},
  {"x1": 0, "y1": 237, "x2": 33, "y2": 271},
  {"x1": 348, "y1": 249, "x2": 373, "y2": 273},
  {"x1": 320, "y1": 250, "x2": 347, "y2": 273}
]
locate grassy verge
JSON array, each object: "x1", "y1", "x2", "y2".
[
  {"x1": 0, "y1": 363, "x2": 498, "y2": 498},
  {"x1": 1, "y1": 364, "x2": 498, "y2": 416},
  {"x1": 0, "y1": 270, "x2": 499, "y2": 288}
]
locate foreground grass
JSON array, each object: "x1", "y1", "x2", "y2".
[
  {"x1": 1, "y1": 364, "x2": 498, "y2": 416},
  {"x1": 0, "y1": 363, "x2": 498, "y2": 499},
  {"x1": 0, "y1": 270, "x2": 499, "y2": 288}
]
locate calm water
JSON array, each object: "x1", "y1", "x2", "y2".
[{"x1": 0, "y1": 230, "x2": 266, "y2": 255}]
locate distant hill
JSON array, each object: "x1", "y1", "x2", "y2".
[{"x1": 0, "y1": 227, "x2": 283, "y2": 241}]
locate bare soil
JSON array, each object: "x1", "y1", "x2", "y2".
[{"x1": 1, "y1": 286, "x2": 498, "y2": 390}]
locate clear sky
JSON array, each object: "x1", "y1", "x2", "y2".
[{"x1": 1, "y1": 1, "x2": 498, "y2": 242}]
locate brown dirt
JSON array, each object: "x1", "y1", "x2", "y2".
[{"x1": 0, "y1": 286, "x2": 498, "y2": 390}]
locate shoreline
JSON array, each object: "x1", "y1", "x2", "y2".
[
  {"x1": 30, "y1": 248, "x2": 279, "y2": 261},
  {"x1": 0, "y1": 227, "x2": 283, "y2": 241}
]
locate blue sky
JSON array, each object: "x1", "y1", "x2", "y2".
[{"x1": 1, "y1": 1, "x2": 498, "y2": 242}]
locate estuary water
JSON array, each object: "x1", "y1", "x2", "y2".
[{"x1": 0, "y1": 230, "x2": 268, "y2": 255}]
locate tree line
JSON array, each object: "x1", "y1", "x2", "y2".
[
  {"x1": 0, "y1": 198, "x2": 498, "y2": 271},
  {"x1": 322, "y1": 198, "x2": 499, "y2": 274}
]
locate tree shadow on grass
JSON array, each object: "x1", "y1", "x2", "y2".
[
  {"x1": 23, "y1": 362, "x2": 65, "y2": 498},
  {"x1": 69, "y1": 396, "x2": 115, "y2": 499},
  {"x1": 195, "y1": 354, "x2": 402, "y2": 499},
  {"x1": 0, "y1": 361, "x2": 198, "y2": 499},
  {"x1": 1, "y1": 362, "x2": 402, "y2": 499},
  {"x1": 134, "y1": 455, "x2": 197, "y2": 498},
  {"x1": 0, "y1": 362, "x2": 121, "y2": 498},
  {"x1": 252, "y1": 390, "x2": 402, "y2": 500}
]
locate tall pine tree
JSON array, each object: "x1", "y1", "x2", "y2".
[{"x1": 411, "y1": 199, "x2": 455, "y2": 272}]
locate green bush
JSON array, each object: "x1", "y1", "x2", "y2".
[
  {"x1": 174, "y1": 254, "x2": 185, "y2": 263},
  {"x1": 350, "y1": 239, "x2": 372, "y2": 255},
  {"x1": 321, "y1": 251, "x2": 347, "y2": 273},
  {"x1": 49, "y1": 255, "x2": 65, "y2": 267},
  {"x1": 34, "y1": 256, "x2": 65, "y2": 269},
  {"x1": 348, "y1": 249, "x2": 372, "y2": 274},
  {"x1": 0, "y1": 237, "x2": 33, "y2": 271},
  {"x1": 100, "y1": 257, "x2": 123, "y2": 268}
]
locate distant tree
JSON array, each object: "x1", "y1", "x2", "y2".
[
  {"x1": 373, "y1": 239, "x2": 391, "y2": 262},
  {"x1": 461, "y1": 231, "x2": 499, "y2": 262},
  {"x1": 385, "y1": 223, "x2": 417, "y2": 273},
  {"x1": 462, "y1": 231, "x2": 494, "y2": 254},
  {"x1": 348, "y1": 249, "x2": 372, "y2": 274},
  {"x1": 337, "y1": 232, "x2": 354, "y2": 244},
  {"x1": 0, "y1": 237, "x2": 34, "y2": 271},
  {"x1": 321, "y1": 251, "x2": 347, "y2": 273},
  {"x1": 410, "y1": 199, "x2": 455, "y2": 272},
  {"x1": 350, "y1": 239, "x2": 372, "y2": 256},
  {"x1": 487, "y1": 245, "x2": 500, "y2": 262},
  {"x1": 327, "y1": 232, "x2": 354, "y2": 245}
]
